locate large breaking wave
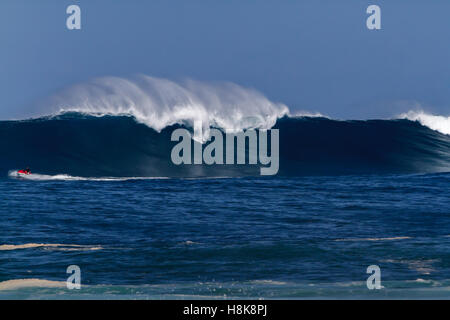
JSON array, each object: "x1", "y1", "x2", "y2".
[
  {"x1": 45, "y1": 75, "x2": 289, "y2": 142},
  {"x1": 1, "y1": 113, "x2": 449, "y2": 178},
  {"x1": 1, "y1": 75, "x2": 449, "y2": 177}
]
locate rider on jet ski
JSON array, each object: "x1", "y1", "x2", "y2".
[{"x1": 18, "y1": 167, "x2": 31, "y2": 175}]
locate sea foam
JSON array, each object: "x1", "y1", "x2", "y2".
[{"x1": 0, "y1": 243, "x2": 103, "y2": 251}]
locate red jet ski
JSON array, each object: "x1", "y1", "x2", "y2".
[{"x1": 18, "y1": 168, "x2": 31, "y2": 175}]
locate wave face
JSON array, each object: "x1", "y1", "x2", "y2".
[
  {"x1": 277, "y1": 116, "x2": 450, "y2": 175},
  {"x1": 1, "y1": 113, "x2": 449, "y2": 177}
]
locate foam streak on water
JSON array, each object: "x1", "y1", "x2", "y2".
[{"x1": 8, "y1": 170, "x2": 169, "y2": 181}]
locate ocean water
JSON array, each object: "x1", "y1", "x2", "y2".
[
  {"x1": 1, "y1": 173, "x2": 449, "y2": 299},
  {"x1": 0, "y1": 88, "x2": 449, "y2": 300}
]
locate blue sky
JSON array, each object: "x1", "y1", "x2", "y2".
[{"x1": 1, "y1": 0, "x2": 449, "y2": 119}]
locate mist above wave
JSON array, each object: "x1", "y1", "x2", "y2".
[
  {"x1": 46, "y1": 75, "x2": 289, "y2": 141},
  {"x1": 20, "y1": 74, "x2": 448, "y2": 141}
]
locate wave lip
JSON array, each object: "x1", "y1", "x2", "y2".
[
  {"x1": 46, "y1": 75, "x2": 289, "y2": 142},
  {"x1": 399, "y1": 111, "x2": 450, "y2": 135}
]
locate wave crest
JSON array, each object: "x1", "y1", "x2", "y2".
[
  {"x1": 47, "y1": 75, "x2": 289, "y2": 140},
  {"x1": 399, "y1": 111, "x2": 450, "y2": 135}
]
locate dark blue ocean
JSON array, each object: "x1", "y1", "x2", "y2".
[
  {"x1": 0, "y1": 114, "x2": 449, "y2": 299},
  {"x1": 1, "y1": 173, "x2": 449, "y2": 299}
]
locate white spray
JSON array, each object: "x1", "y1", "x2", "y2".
[{"x1": 46, "y1": 75, "x2": 289, "y2": 142}]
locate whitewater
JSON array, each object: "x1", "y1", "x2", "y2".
[
  {"x1": 44, "y1": 75, "x2": 289, "y2": 142},
  {"x1": 32, "y1": 74, "x2": 449, "y2": 137},
  {"x1": 7, "y1": 170, "x2": 169, "y2": 181}
]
